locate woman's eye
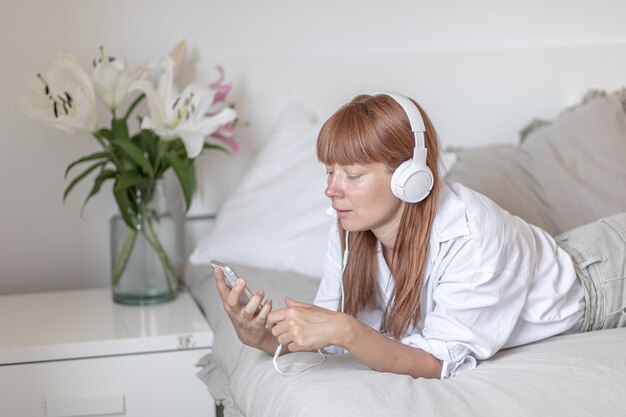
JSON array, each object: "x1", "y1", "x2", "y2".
[{"x1": 347, "y1": 174, "x2": 361, "y2": 180}]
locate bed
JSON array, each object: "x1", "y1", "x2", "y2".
[{"x1": 184, "y1": 45, "x2": 626, "y2": 417}]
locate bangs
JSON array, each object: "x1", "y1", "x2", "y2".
[{"x1": 316, "y1": 101, "x2": 387, "y2": 166}]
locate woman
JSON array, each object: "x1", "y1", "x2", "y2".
[{"x1": 214, "y1": 93, "x2": 626, "y2": 379}]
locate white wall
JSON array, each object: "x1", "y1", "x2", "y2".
[{"x1": 2, "y1": 0, "x2": 626, "y2": 295}]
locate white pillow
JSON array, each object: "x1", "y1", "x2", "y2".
[{"x1": 189, "y1": 103, "x2": 331, "y2": 278}]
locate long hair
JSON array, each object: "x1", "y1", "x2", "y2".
[{"x1": 316, "y1": 94, "x2": 441, "y2": 339}]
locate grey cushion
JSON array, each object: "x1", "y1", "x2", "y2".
[{"x1": 446, "y1": 91, "x2": 626, "y2": 236}]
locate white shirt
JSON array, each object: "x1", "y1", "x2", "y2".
[{"x1": 314, "y1": 182, "x2": 585, "y2": 379}]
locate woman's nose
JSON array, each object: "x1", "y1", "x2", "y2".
[{"x1": 325, "y1": 178, "x2": 342, "y2": 199}]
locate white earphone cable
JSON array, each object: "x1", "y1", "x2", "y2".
[
  {"x1": 272, "y1": 344, "x2": 326, "y2": 376},
  {"x1": 272, "y1": 230, "x2": 350, "y2": 376},
  {"x1": 340, "y1": 230, "x2": 350, "y2": 314}
]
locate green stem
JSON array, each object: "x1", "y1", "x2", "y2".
[
  {"x1": 153, "y1": 140, "x2": 172, "y2": 179},
  {"x1": 112, "y1": 228, "x2": 138, "y2": 286},
  {"x1": 143, "y1": 215, "x2": 176, "y2": 294},
  {"x1": 124, "y1": 93, "x2": 145, "y2": 121},
  {"x1": 93, "y1": 131, "x2": 123, "y2": 170}
]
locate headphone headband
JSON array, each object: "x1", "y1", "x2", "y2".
[
  {"x1": 374, "y1": 92, "x2": 426, "y2": 150},
  {"x1": 373, "y1": 92, "x2": 434, "y2": 203},
  {"x1": 375, "y1": 92, "x2": 425, "y2": 132}
]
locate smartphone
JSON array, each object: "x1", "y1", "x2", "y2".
[{"x1": 210, "y1": 260, "x2": 264, "y2": 314}]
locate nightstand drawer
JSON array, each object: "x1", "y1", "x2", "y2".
[{"x1": 0, "y1": 349, "x2": 215, "y2": 417}]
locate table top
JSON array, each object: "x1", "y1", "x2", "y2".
[{"x1": 0, "y1": 288, "x2": 213, "y2": 365}]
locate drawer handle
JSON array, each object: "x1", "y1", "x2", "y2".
[{"x1": 46, "y1": 395, "x2": 125, "y2": 417}]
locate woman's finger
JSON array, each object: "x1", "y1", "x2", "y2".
[
  {"x1": 284, "y1": 297, "x2": 309, "y2": 308},
  {"x1": 271, "y1": 319, "x2": 292, "y2": 339},
  {"x1": 267, "y1": 307, "x2": 289, "y2": 326},
  {"x1": 226, "y1": 278, "x2": 247, "y2": 309},
  {"x1": 242, "y1": 290, "x2": 265, "y2": 319},
  {"x1": 287, "y1": 342, "x2": 302, "y2": 352},
  {"x1": 256, "y1": 299, "x2": 273, "y2": 324},
  {"x1": 214, "y1": 267, "x2": 231, "y2": 302},
  {"x1": 277, "y1": 332, "x2": 294, "y2": 348}
]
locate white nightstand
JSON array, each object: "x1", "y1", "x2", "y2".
[{"x1": 0, "y1": 288, "x2": 215, "y2": 417}]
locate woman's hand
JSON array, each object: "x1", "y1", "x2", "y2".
[
  {"x1": 267, "y1": 298, "x2": 350, "y2": 352},
  {"x1": 267, "y1": 296, "x2": 442, "y2": 378},
  {"x1": 214, "y1": 267, "x2": 274, "y2": 351}
]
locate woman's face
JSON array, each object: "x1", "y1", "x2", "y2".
[{"x1": 324, "y1": 162, "x2": 404, "y2": 236}]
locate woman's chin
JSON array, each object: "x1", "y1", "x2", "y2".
[{"x1": 339, "y1": 220, "x2": 365, "y2": 233}]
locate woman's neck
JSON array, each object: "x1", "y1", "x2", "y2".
[
  {"x1": 374, "y1": 222, "x2": 401, "y2": 270},
  {"x1": 372, "y1": 202, "x2": 404, "y2": 270}
]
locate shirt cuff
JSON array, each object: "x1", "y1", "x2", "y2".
[
  {"x1": 441, "y1": 355, "x2": 477, "y2": 379},
  {"x1": 401, "y1": 334, "x2": 477, "y2": 379}
]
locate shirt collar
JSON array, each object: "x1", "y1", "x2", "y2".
[
  {"x1": 375, "y1": 182, "x2": 469, "y2": 257},
  {"x1": 431, "y1": 182, "x2": 470, "y2": 243}
]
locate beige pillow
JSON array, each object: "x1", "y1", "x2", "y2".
[{"x1": 446, "y1": 91, "x2": 626, "y2": 236}]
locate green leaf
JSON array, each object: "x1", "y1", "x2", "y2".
[
  {"x1": 111, "y1": 139, "x2": 155, "y2": 178},
  {"x1": 123, "y1": 93, "x2": 145, "y2": 121},
  {"x1": 154, "y1": 139, "x2": 170, "y2": 177},
  {"x1": 165, "y1": 152, "x2": 194, "y2": 211},
  {"x1": 165, "y1": 138, "x2": 183, "y2": 157},
  {"x1": 99, "y1": 128, "x2": 113, "y2": 141},
  {"x1": 203, "y1": 143, "x2": 230, "y2": 154},
  {"x1": 81, "y1": 169, "x2": 117, "y2": 215},
  {"x1": 65, "y1": 151, "x2": 109, "y2": 179},
  {"x1": 140, "y1": 129, "x2": 158, "y2": 164},
  {"x1": 113, "y1": 170, "x2": 148, "y2": 192},
  {"x1": 111, "y1": 118, "x2": 129, "y2": 140},
  {"x1": 63, "y1": 161, "x2": 106, "y2": 202},
  {"x1": 113, "y1": 184, "x2": 138, "y2": 230},
  {"x1": 186, "y1": 159, "x2": 197, "y2": 196}
]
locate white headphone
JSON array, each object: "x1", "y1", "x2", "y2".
[{"x1": 375, "y1": 92, "x2": 434, "y2": 203}]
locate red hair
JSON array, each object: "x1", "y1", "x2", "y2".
[{"x1": 316, "y1": 94, "x2": 441, "y2": 339}]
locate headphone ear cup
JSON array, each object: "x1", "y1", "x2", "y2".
[
  {"x1": 391, "y1": 160, "x2": 434, "y2": 203},
  {"x1": 390, "y1": 160, "x2": 413, "y2": 201}
]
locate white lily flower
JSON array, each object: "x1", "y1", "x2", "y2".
[
  {"x1": 20, "y1": 52, "x2": 98, "y2": 134},
  {"x1": 131, "y1": 58, "x2": 237, "y2": 158},
  {"x1": 91, "y1": 46, "x2": 148, "y2": 112}
]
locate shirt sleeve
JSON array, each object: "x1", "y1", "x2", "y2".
[
  {"x1": 402, "y1": 231, "x2": 531, "y2": 379},
  {"x1": 314, "y1": 220, "x2": 342, "y2": 312}
]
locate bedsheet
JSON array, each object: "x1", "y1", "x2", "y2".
[{"x1": 187, "y1": 263, "x2": 626, "y2": 417}]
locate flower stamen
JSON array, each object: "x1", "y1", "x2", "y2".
[
  {"x1": 37, "y1": 73, "x2": 50, "y2": 96},
  {"x1": 58, "y1": 95, "x2": 70, "y2": 115},
  {"x1": 167, "y1": 92, "x2": 195, "y2": 128},
  {"x1": 93, "y1": 45, "x2": 116, "y2": 68}
]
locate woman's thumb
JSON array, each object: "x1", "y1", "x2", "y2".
[{"x1": 285, "y1": 297, "x2": 304, "y2": 307}]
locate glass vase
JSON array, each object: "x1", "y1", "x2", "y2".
[{"x1": 110, "y1": 179, "x2": 184, "y2": 305}]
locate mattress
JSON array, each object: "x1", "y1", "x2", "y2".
[{"x1": 187, "y1": 263, "x2": 626, "y2": 417}]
